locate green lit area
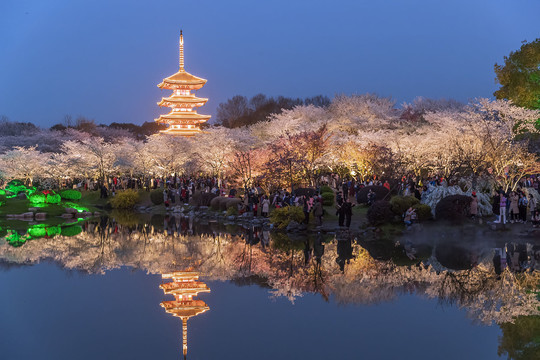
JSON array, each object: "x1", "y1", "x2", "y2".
[
  {"x1": 0, "y1": 181, "x2": 95, "y2": 247},
  {"x1": 63, "y1": 202, "x2": 89, "y2": 213},
  {"x1": 4, "y1": 180, "x2": 36, "y2": 199},
  {"x1": 3, "y1": 222, "x2": 85, "y2": 247}
]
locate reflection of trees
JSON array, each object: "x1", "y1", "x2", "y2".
[
  {"x1": 498, "y1": 316, "x2": 540, "y2": 360},
  {"x1": 0, "y1": 221, "x2": 538, "y2": 325}
]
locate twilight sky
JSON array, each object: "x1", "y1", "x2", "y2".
[{"x1": 0, "y1": 0, "x2": 539, "y2": 127}]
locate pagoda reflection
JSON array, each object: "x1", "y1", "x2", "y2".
[{"x1": 160, "y1": 270, "x2": 210, "y2": 359}]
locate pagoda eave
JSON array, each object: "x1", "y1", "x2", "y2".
[{"x1": 158, "y1": 82, "x2": 205, "y2": 91}]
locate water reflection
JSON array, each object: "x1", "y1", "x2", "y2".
[
  {"x1": 160, "y1": 270, "x2": 210, "y2": 360},
  {"x1": 1, "y1": 214, "x2": 539, "y2": 327}
]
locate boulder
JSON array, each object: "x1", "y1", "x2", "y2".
[
  {"x1": 35, "y1": 213, "x2": 47, "y2": 220},
  {"x1": 28, "y1": 207, "x2": 40, "y2": 212},
  {"x1": 286, "y1": 220, "x2": 301, "y2": 232},
  {"x1": 60, "y1": 213, "x2": 74, "y2": 219},
  {"x1": 22, "y1": 212, "x2": 34, "y2": 219},
  {"x1": 65, "y1": 208, "x2": 78, "y2": 214}
]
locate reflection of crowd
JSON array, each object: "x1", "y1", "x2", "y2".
[{"x1": 493, "y1": 243, "x2": 540, "y2": 276}]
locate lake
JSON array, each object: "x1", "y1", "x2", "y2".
[{"x1": 0, "y1": 215, "x2": 538, "y2": 360}]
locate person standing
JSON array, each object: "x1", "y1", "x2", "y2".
[
  {"x1": 313, "y1": 198, "x2": 324, "y2": 226},
  {"x1": 509, "y1": 191, "x2": 519, "y2": 223},
  {"x1": 343, "y1": 199, "x2": 354, "y2": 228},
  {"x1": 261, "y1": 195, "x2": 270, "y2": 217},
  {"x1": 470, "y1": 192, "x2": 478, "y2": 219},
  {"x1": 497, "y1": 191, "x2": 507, "y2": 224},
  {"x1": 492, "y1": 192, "x2": 501, "y2": 223},
  {"x1": 529, "y1": 194, "x2": 537, "y2": 219},
  {"x1": 336, "y1": 200, "x2": 345, "y2": 227},
  {"x1": 302, "y1": 196, "x2": 310, "y2": 224},
  {"x1": 518, "y1": 193, "x2": 528, "y2": 223}
]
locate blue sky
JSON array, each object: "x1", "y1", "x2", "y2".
[{"x1": 0, "y1": 0, "x2": 539, "y2": 127}]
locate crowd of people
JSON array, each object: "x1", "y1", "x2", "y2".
[
  {"x1": 492, "y1": 189, "x2": 540, "y2": 226},
  {"x1": 18, "y1": 171, "x2": 540, "y2": 229}
]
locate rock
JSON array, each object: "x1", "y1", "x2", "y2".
[
  {"x1": 286, "y1": 220, "x2": 301, "y2": 232},
  {"x1": 17, "y1": 193, "x2": 27, "y2": 200},
  {"x1": 83, "y1": 211, "x2": 93, "y2": 217},
  {"x1": 22, "y1": 212, "x2": 34, "y2": 219},
  {"x1": 227, "y1": 215, "x2": 236, "y2": 221},
  {"x1": 93, "y1": 211, "x2": 100, "y2": 216},
  {"x1": 65, "y1": 208, "x2": 78, "y2": 214},
  {"x1": 28, "y1": 207, "x2": 40, "y2": 212},
  {"x1": 60, "y1": 213, "x2": 74, "y2": 219},
  {"x1": 35, "y1": 213, "x2": 47, "y2": 220}
]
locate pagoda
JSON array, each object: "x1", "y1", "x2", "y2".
[
  {"x1": 155, "y1": 31, "x2": 211, "y2": 136},
  {"x1": 160, "y1": 270, "x2": 210, "y2": 359}
]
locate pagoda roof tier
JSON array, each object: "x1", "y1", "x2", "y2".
[
  {"x1": 156, "y1": 112, "x2": 211, "y2": 124},
  {"x1": 160, "y1": 281, "x2": 210, "y2": 293},
  {"x1": 161, "y1": 300, "x2": 210, "y2": 318},
  {"x1": 162, "y1": 271, "x2": 199, "y2": 280},
  {"x1": 158, "y1": 70, "x2": 207, "y2": 90},
  {"x1": 160, "y1": 127, "x2": 203, "y2": 136},
  {"x1": 157, "y1": 95, "x2": 208, "y2": 107}
]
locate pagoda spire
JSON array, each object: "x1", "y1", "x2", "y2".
[
  {"x1": 179, "y1": 30, "x2": 184, "y2": 71},
  {"x1": 160, "y1": 270, "x2": 210, "y2": 359},
  {"x1": 155, "y1": 30, "x2": 211, "y2": 136},
  {"x1": 182, "y1": 318, "x2": 188, "y2": 359}
]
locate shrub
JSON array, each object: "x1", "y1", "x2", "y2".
[
  {"x1": 356, "y1": 186, "x2": 390, "y2": 204},
  {"x1": 320, "y1": 185, "x2": 333, "y2": 194},
  {"x1": 110, "y1": 190, "x2": 140, "y2": 209},
  {"x1": 59, "y1": 189, "x2": 82, "y2": 200},
  {"x1": 46, "y1": 193, "x2": 61, "y2": 204},
  {"x1": 389, "y1": 196, "x2": 419, "y2": 216},
  {"x1": 435, "y1": 195, "x2": 471, "y2": 221},
  {"x1": 221, "y1": 197, "x2": 242, "y2": 211},
  {"x1": 29, "y1": 192, "x2": 46, "y2": 204},
  {"x1": 28, "y1": 227, "x2": 47, "y2": 238},
  {"x1": 210, "y1": 196, "x2": 225, "y2": 211},
  {"x1": 367, "y1": 200, "x2": 394, "y2": 225},
  {"x1": 269, "y1": 206, "x2": 304, "y2": 229},
  {"x1": 412, "y1": 203, "x2": 432, "y2": 221},
  {"x1": 61, "y1": 225, "x2": 83, "y2": 237},
  {"x1": 5, "y1": 180, "x2": 29, "y2": 196},
  {"x1": 46, "y1": 226, "x2": 61, "y2": 237},
  {"x1": 0, "y1": 194, "x2": 6, "y2": 206},
  {"x1": 150, "y1": 189, "x2": 164, "y2": 205},
  {"x1": 321, "y1": 192, "x2": 335, "y2": 206},
  {"x1": 191, "y1": 191, "x2": 217, "y2": 206}
]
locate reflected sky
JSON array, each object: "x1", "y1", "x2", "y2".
[{"x1": 0, "y1": 264, "x2": 502, "y2": 360}]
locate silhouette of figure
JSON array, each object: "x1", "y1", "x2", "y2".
[
  {"x1": 336, "y1": 236, "x2": 354, "y2": 273},
  {"x1": 314, "y1": 233, "x2": 325, "y2": 265},
  {"x1": 303, "y1": 239, "x2": 312, "y2": 265}
]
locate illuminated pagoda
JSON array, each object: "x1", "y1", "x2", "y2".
[
  {"x1": 155, "y1": 31, "x2": 211, "y2": 136},
  {"x1": 160, "y1": 270, "x2": 210, "y2": 359}
]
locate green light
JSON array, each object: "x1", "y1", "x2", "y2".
[
  {"x1": 64, "y1": 202, "x2": 89, "y2": 212},
  {"x1": 5, "y1": 231, "x2": 30, "y2": 247}
]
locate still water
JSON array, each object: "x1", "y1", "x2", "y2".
[{"x1": 0, "y1": 215, "x2": 538, "y2": 360}]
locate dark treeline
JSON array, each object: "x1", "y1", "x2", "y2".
[
  {"x1": 216, "y1": 93, "x2": 331, "y2": 128},
  {"x1": 49, "y1": 115, "x2": 166, "y2": 138}
]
